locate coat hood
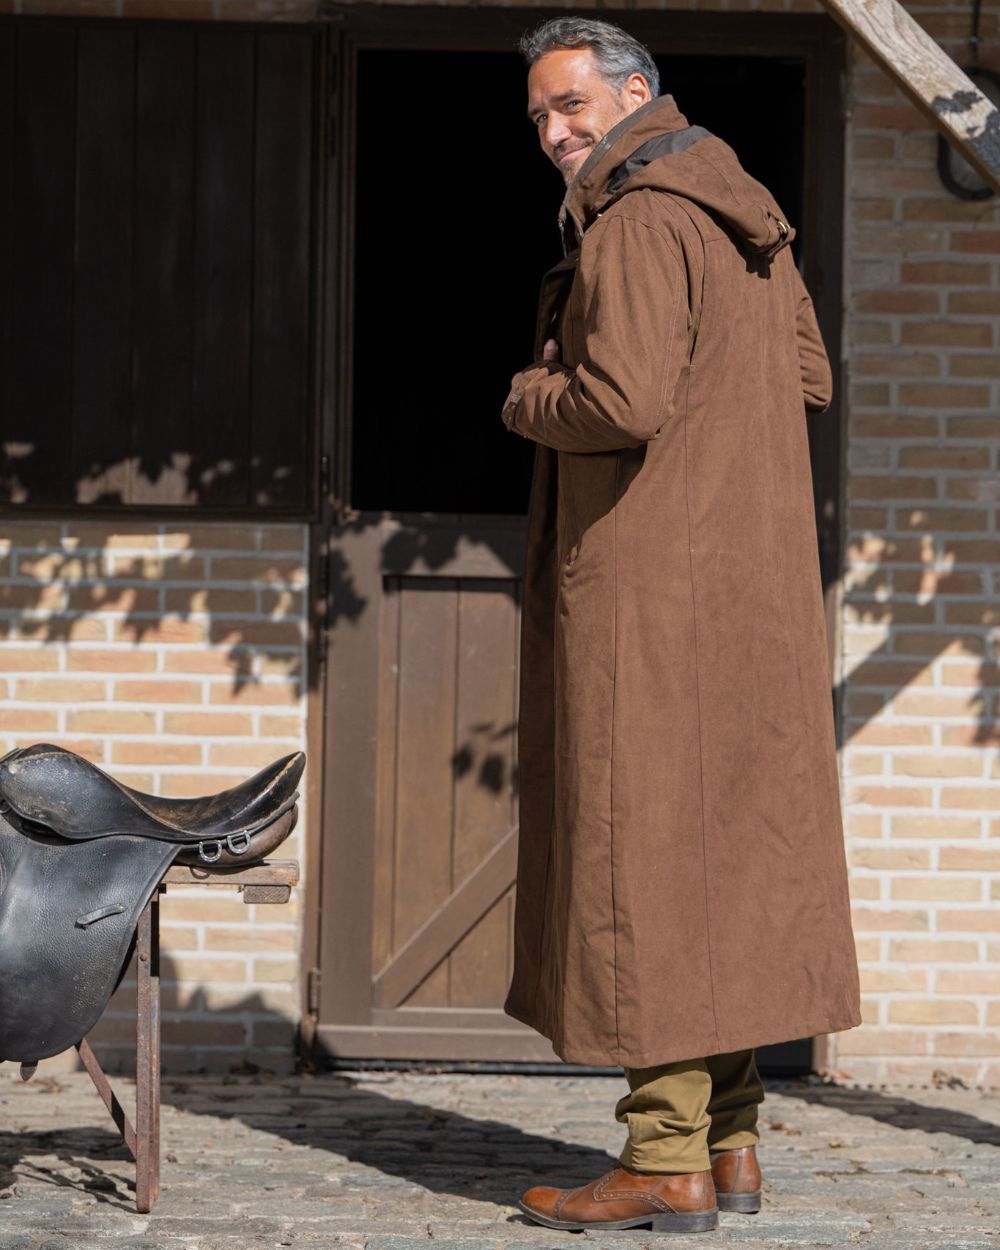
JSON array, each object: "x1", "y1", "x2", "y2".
[{"x1": 560, "y1": 94, "x2": 793, "y2": 257}]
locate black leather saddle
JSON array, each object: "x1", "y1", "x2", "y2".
[{"x1": 0, "y1": 743, "x2": 304, "y2": 1067}]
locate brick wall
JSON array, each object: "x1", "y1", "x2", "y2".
[
  {"x1": 0, "y1": 521, "x2": 309, "y2": 1073},
  {"x1": 838, "y1": 4, "x2": 1000, "y2": 1086},
  {"x1": 2, "y1": 0, "x2": 999, "y2": 1083}
]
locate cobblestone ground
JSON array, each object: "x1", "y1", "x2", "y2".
[{"x1": 0, "y1": 1068, "x2": 997, "y2": 1250}]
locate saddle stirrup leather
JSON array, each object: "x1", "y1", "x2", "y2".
[{"x1": 0, "y1": 743, "x2": 304, "y2": 1072}]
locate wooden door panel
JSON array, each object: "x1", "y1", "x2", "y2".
[{"x1": 317, "y1": 517, "x2": 557, "y2": 1061}]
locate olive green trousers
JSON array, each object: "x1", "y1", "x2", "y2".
[{"x1": 616, "y1": 1049, "x2": 764, "y2": 1174}]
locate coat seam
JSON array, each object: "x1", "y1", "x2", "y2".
[{"x1": 683, "y1": 397, "x2": 722, "y2": 1055}]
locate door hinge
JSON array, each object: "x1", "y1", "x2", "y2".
[{"x1": 307, "y1": 967, "x2": 321, "y2": 1017}]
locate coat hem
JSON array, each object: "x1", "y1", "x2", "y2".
[{"x1": 503, "y1": 1003, "x2": 863, "y2": 1068}]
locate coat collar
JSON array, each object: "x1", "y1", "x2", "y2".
[{"x1": 559, "y1": 95, "x2": 691, "y2": 248}]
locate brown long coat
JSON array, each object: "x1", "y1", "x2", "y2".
[{"x1": 501, "y1": 96, "x2": 860, "y2": 1068}]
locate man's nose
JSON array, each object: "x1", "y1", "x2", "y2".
[{"x1": 541, "y1": 113, "x2": 571, "y2": 149}]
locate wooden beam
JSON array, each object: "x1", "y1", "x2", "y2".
[{"x1": 820, "y1": 0, "x2": 1000, "y2": 194}]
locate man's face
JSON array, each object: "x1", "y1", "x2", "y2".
[{"x1": 527, "y1": 48, "x2": 651, "y2": 185}]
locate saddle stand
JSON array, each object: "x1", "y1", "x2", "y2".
[{"x1": 0, "y1": 744, "x2": 304, "y2": 1212}]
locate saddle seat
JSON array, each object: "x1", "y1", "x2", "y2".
[{"x1": 0, "y1": 743, "x2": 303, "y2": 844}]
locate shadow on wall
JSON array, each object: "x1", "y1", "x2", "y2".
[{"x1": 836, "y1": 528, "x2": 999, "y2": 749}]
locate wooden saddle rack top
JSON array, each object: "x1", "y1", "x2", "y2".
[{"x1": 0, "y1": 743, "x2": 305, "y2": 1067}]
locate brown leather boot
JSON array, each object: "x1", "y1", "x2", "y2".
[
  {"x1": 710, "y1": 1145, "x2": 762, "y2": 1213},
  {"x1": 519, "y1": 1165, "x2": 718, "y2": 1233}
]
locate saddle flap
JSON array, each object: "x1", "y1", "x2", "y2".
[{"x1": 0, "y1": 744, "x2": 304, "y2": 843}]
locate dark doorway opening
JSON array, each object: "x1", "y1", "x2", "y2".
[{"x1": 350, "y1": 49, "x2": 806, "y2": 517}]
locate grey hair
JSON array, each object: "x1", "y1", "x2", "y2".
[{"x1": 519, "y1": 17, "x2": 661, "y2": 99}]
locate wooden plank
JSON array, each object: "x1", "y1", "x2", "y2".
[
  {"x1": 192, "y1": 28, "x2": 255, "y2": 507},
  {"x1": 251, "y1": 30, "x2": 314, "y2": 510},
  {"x1": 315, "y1": 1022, "x2": 560, "y2": 1064},
  {"x1": 131, "y1": 27, "x2": 196, "y2": 505},
  {"x1": 371, "y1": 576, "x2": 402, "y2": 973},
  {"x1": 162, "y1": 858, "x2": 299, "y2": 887},
  {"x1": 73, "y1": 27, "x2": 135, "y2": 507},
  {"x1": 449, "y1": 580, "x2": 519, "y2": 1007},
  {"x1": 10, "y1": 25, "x2": 76, "y2": 507},
  {"x1": 391, "y1": 577, "x2": 459, "y2": 1006},
  {"x1": 374, "y1": 826, "x2": 518, "y2": 1010},
  {"x1": 820, "y1": 0, "x2": 1000, "y2": 192}
]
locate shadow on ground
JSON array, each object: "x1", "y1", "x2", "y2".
[{"x1": 778, "y1": 1081, "x2": 1000, "y2": 1148}]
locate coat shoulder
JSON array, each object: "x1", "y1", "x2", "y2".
[{"x1": 599, "y1": 187, "x2": 715, "y2": 246}]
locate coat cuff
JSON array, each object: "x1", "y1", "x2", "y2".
[{"x1": 501, "y1": 361, "x2": 565, "y2": 437}]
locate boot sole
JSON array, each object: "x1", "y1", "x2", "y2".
[
  {"x1": 717, "y1": 1191, "x2": 761, "y2": 1214},
  {"x1": 518, "y1": 1201, "x2": 720, "y2": 1233}
]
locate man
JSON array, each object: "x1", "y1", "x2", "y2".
[{"x1": 501, "y1": 18, "x2": 861, "y2": 1235}]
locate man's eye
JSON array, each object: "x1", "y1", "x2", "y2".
[
  {"x1": 534, "y1": 113, "x2": 547, "y2": 127},
  {"x1": 566, "y1": 99, "x2": 583, "y2": 111}
]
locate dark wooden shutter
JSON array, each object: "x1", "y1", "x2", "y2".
[{"x1": 0, "y1": 20, "x2": 317, "y2": 514}]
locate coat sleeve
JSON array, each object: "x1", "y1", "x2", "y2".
[
  {"x1": 793, "y1": 268, "x2": 832, "y2": 412},
  {"x1": 501, "y1": 215, "x2": 689, "y2": 454}
]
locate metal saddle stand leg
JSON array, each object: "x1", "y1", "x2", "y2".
[{"x1": 0, "y1": 743, "x2": 305, "y2": 1212}]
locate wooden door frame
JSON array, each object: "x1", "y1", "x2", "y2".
[{"x1": 301, "y1": 6, "x2": 847, "y2": 1068}]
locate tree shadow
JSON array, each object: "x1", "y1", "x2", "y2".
[{"x1": 779, "y1": 1082, "x2": 1000, "y2": 1149}]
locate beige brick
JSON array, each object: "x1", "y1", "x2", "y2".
[
  {"x1": 850, "y1": 847, "x2": 930, "y2": 870},
  {"x1": 890, "y1": 938, "x2": 980, "y2": 963},
  {"x1": 110, "y1": 555, "x2": 207, "y2": 581},
  {"x1": 891, "y1": 877, "x2": 982, "y2": 902},
  {"x1": 202, "y1": 926, "x2": 295, "y2": 953},
  {"x1": 847, "y1": 813, "x2": 884, "y2": 838},
  {"x1": 845, "y1": 752, "x2": 885, "y2": 777},
  {"x1": 161, "y1": 1021, "x2": 247, "y2": 1047},
  {"x1": 852, "y1": 104, "x2": 925, "y2": 130},
  {"x1": 851, "y1": 415, "x2": 939, "y2": 440},
  {"x1": 947, "y1": 416, "x2": 1000, "y2": 439},
  {"x1": 892, "y1": 569, "x2": 983, "y2": 596},
  {"x1": 259, "y1": 527, "x2": 307, "y2": 553},
  {"x1": 891, "y1": 815, "x2": 982, "y2": 839},
  {"x1": 15, "y1": 678, "x2": 105, "y2": 703},
  {"x1": 0, "y1": 648, "x2": 60, "y2": 672},
  {"x1": 850, "y1": 877, "x2": 881, "y2": 899},
  {"x1": 892, "y1": 691, "x2": 976, "y2": 718},
  {"x1": 900, "y1": 382, "x2": 992, "y2": 408},
  {"x1": 854, "y1": 937, "x2": 883, "y2": 961},
  {"x1": 112, "y1": 740, "x2": 202, "y2": 766},
  {"x1": 989, "y1": 1003, "x2": 1000, "y2": 1027},
  {"x1": 208, "y1": 742, "x2": 301, "y2": 768},
  {"x1": 888, "y1": 999, "x2": 978, "y2": 1025},
  {"x1": 941, "y1": 725, "x2": 999, "y2": 747},
  {"x1": 209, "y1": 683, "x2": 299, "y2": 707},
  {"x1": 940, "y1": 846, "x2": 1000, "y2": 872},
  {"x1": 168, "y1": 956, "x2": 248, "y2": 982},
  {"x1": 161, "y1": 896, "x2": 250, "y2": 923},
  {"x1": 936, "y1": 971, "x2": 1000, "y2": 996},
  {"x1": 851, "y1": 908, "x2": 929, "y2": 932},
  {"x1": 941, "y1": 661, "x2": 1000, "y2": 688},
  {"x1": 931, "y1": 1032, "x2": 1000, "y2": 1057},
  {"x1": 115, "y1": 680, "x2": 202, "y2": 703},
  {"x1": 854, "y1": 354, "x2": 940, "y2": 379},
  {"x1": 846, "y1": 535, "x2": 930, "y2": 562},
  {"x1": 848, "y1": 659, "x2": 934, "y2": 687},
  {"x1": 849, "y1": 723, "x2": 935, "y2": 747},
  {"x1": 948, "y1": 290, "x2": 1000, "y2": 316},
  {"x1": 851, "y1": 784, "x2": 933, "y2": 807},
  {"x1": 163, "y1": 651, "x2": 241, "y2": 675},
  {"x1": 851, "y1": 382, "x2": 890, "y2": 406},
  {"x1": 156, "y1": 927, "x2": 199, "y2": 951},
  {"x1": 947, "y1": 477, "x2": 1000, "y2": 503},
  {"x1": 66, "y1": 709, "x2": 157, "y2": 734},
  {"x1": 253, "y1": 957, "x2": 299, "y2": 983},
  {"x1": 251, "y1": 1020, "x2": 298, "y2": 1049},
  {"x1": 0, "y1": 708, "x2": 59, "y2": 732},
  {"x1": 209, "y1": 620, "x2": 303, "y2": 647},
  {"x1": 892, "y1": 754, "x2": 984, "y2": 778},
  {"x1": 941, "y1": 787, "x2": 1000, "y2": 810},
  {"x1": 895, "y1": 632, "x2": 983, "y2": 658},
  {"x1": 259, "y1": 714, "x2": 302, "y2": 737},
  {"x1": 0, "y1": 584, "x2": 64, "y2": 611},
  {"x1": 837, "y1": 1028, "x2": 929, "y2": 1056},
  {"x1": 14, "y1": 737, "x2": 105, "y2": 762},
  {"x1": 859, "y1": 968, "x2": 928, "y2": 992},
  {"x1": 163, "y1": 711, "x2": 254, "y2": 736},
  {"x1": 848, "y1": 475, "x2": 938, "y2": 500},
  {"x1": 950, "y1": 354, "x2": 1000, "y2": 379},
  {"x1": 159, "y1": 773, "x2": 248, "y2": 798},
  {"x1": 944, "y1": 601, "x2": 1000, "y2": 626},
  {"x1": 260, "y1": 589, "x2": 305, "y2": 616},
  {"x1": 66, "y1": 648, "x2": 158, "y2": 673},
  {"x1": 938, "y1": 909, "x2": 1000, "y2": 932}
]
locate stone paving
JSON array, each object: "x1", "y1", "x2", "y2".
[{"x1": 0, "y1": 1066, "x2": 997, "y2": 1250}]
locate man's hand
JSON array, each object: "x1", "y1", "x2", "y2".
[{"x1": 543, "y1": 338, "x2": 561, "y2": 363}]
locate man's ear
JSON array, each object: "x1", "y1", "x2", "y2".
[{"x1": 623, "y1": 72, "x2": 653, "y2": 112}]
